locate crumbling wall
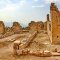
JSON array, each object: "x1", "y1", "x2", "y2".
[
  {"x1": 11, "y1": 22, "x2": 22, "y2": 34},
  {"x1": 44, "y1": 21, "x2": 47, "y2": 31},
  {"x1": 50, "y1": 3, "x2": 60, "y2": 44},
  {"x1": 28, "y1": 21, "x2": 44, "y2": 32},
  {"x1": 0, "y1": 21, "x2": 5, "y2": 34}
]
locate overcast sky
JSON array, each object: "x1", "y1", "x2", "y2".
[{"x1": 0, "y1": 0, "x2": 60, "y2": 27}]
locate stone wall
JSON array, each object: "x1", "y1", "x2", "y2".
[
  {"x1": 0, "y1": 21, "x2": 5, "y2": 34},
  {"x1": 44, "y1": 21, "x2": 47, "y2": 31},
  {"x1": 11, "y1": 22, "x2": 22, "y2": 34},
  {"x1": 47, "y1": 3, "x2": 60, "y2": 44},
  {"x1": 28, "y1": 21, "x2": 44, "y2": 32}
]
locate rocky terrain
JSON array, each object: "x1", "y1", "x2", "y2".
[{"x1": 0, "y1": 31, "x2": 60, "y2": 60}]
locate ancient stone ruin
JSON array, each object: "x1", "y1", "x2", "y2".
[
  {"x1": 0, "y1": 3, "x2": 60, "y2": 45},
  {"x1": 12, "y1": 3, "x2": 60, "y2": 57},
  {"x1": 11, "y1": 22, "x2": 22, "y2": 34},
  {"x1": 13, "y1": 31, "x2": 37, "y2": 55},
  {"x1": 28, "y1": 21, "x2": 44, "y2": 32},
  {"x1": 44, "y1": 21, "x2": 47, "y2": 31},
  {"x1": 0, "y1": 21, "x2": 23, "y2": 39},
  {"x1": 47, "y1": 3, "x2": 60, "y2": 44},
  {"x1": 0, "y1": 21, "x2": 5, "y2": 34},
  {"x1": 0, "y1": 3, "x2": 60, "y2": 59}
]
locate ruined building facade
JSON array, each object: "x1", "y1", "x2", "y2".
[
  {"x1": 47, "y1": 3, "x2": 60, "y2": 44},
  {"x1": 28, "y1": 21, "x2": 44, "y2": 32},
  {"x1": 11, "y1": 22, "x2": 22, "y2": 33}
]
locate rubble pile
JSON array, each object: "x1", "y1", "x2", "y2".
[{"x1": 13, "y1": 31, "x2": 37, "y2": 55}]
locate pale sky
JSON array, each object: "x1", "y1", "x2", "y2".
[{"x1": 0, "y1": 0, "x2": 60, "y2": 27}]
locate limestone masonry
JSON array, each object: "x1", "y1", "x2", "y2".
[
  {"x1": 47, "y1": 3, "x2": 60, "y2": 44},
  {"x1": 11, "y1": 22, "x2": 22, "y2": 34}
]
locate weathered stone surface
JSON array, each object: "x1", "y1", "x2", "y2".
[
  {"x1": 42, "y1": 50, "x2": 52, "y2": 57},
  {"x1": 52, "y1": 52, "x2": 60, "y2": 56},
  {"x1": 13, "y1": 40, "x2": 21, "y2": 54},
  {"x1": 0, "y1": 21, "x2": 5, "y2": 34},
  {"x1": 11, "y1": 22, "x2": 22, "y2": 34},
  {"x1": 47, "y1": 3, "x2": 60, "y2": 44},
  {"x1": 28, "y1": 21, "x2": 44, "y2": 32},
  {"x1": 17, "y1": 49, "x2": 30, "y2": 55},
  {"x1": 13, "y1": 31, "x2": 37, "y2": 55},
  {"x1": 17, "y1": 50, "x2": 23, "y2": 55},
  {"x1": 44, "y1": 21, "x2": 47, "y2": 30},
  {"x1": 29, "y1": 50, "x2": 52, "y2": 57},
  {"x1": 19, "y1": 31, "x2": 37, "y2": 49},
  {"x1": 22, "y1": 49, "x2": 29, "y2": 55}
]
